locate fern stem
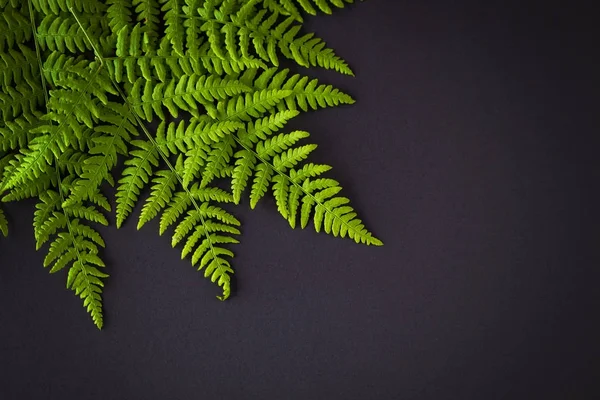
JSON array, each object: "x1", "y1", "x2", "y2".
[
  {"x1": 68, "y1": 6, "x2": 104, "y2": 65},
  {"x1": 69, "y1": 8, "x2": 233, "y2": 299}
]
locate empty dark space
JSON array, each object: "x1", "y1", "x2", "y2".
[{"x1": 1, "y1": 1, "x2": 598, "y2": 399}]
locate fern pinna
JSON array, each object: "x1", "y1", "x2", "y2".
[{"x1": 0, "y1": 0, "x2": 380, "y2": 329}]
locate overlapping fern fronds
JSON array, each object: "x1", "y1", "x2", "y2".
[{"x1": 0, "y1": 0, "x2": 380, "y2": 329}]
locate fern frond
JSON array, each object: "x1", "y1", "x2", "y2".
[
  {"x1": 159, "y1": 0, "x2": 184, "y2": 56},
  {"x1": 1, "y1": 148, "x2": 91, "y2": 202},
  {"x1": 160, "y1": 192, "x2": 239, "y2": 300},
  {"x1": 2, "y1": 171, "x2": 53, "y2": 201},
  {"x1": 200, "y1": 134, "x2": 235, "y2": 188},
  {"x1": 182, "y1": 139, "x2": 209, "y2": 188},
  {"x1": 3, "y1": 133, "x2": 62, "y2": 190},
  {"x1": 109, "y1": 37, "x2": 267, "y2": 84},
  {"x1": 1, "y1": 89, "x2": 102, "y2": 191},
  {"x1": 0, "y1": 111, "x2": 43, "y2": 152},
  {"x1": 242, "y1": 67, "x2": 355, "y2": 112},
  {"x1": 138, "y1": 165, "x2": 178, "y2": 229},
  {"x1": 36, "y1": 14, "x2": 105, "y2": 53},
  {"x1": 281, "y1": 0, "x2": 356, "y2": 16},
  {"x1": 155, "y1": 117, "x2": 244, "y2": 154},
  {"x1": 0, "y1": 206, "x2": 7, "y2": 236},
  {"x1": 0, "y1": 81, "x2": 44, "y2": 121},
  {"x1": 43, "y1": 53, "x2": 116, "y2": 104},
  {"x1": 230, "y1": 123, "x2": 381, "y2": 244},
  {"x1": 127, "y1": 74, "x2": 251, "y2": 121},
  {"x1": 195, "y1": 1, "x2": 353, "y2": 74},
  {"x1": 31, "y1": 0, "x2": 105, "y2": 15},
  {"x1": 216, "y1": 88, "x2": 293, "y2": 122},
  {"x1": 106, "y1": 0, "x2": 133, "y2": 32},
  {"x1": 131, "y1": 0, "x2": 160, "y2": 47},
  {"x1": 64, "y1": 103, "x2": 137, "y2": 207},
  {"x1": 0, "y1": 0, "x2": 380, "y2": 326},
  {"x1": 0, "y1": 5, "x2": 32, "y2": 52},
  {"x1": 34, "y1": 184, "x2": 108, "y2": 329},
  {"x1": 0, "y1": 44, "x2": 37, "y2": 89},
  {"x1": 124, "y1": 133, "x2": 240, "y2": 300},
  {"x1": 242, "y1": 108, "x2": 299, "y2": 142},
  {"x1": 231, "y1": 149, "x2": 256, "y2": 204},
  {"x1": 115, "y1": 139, "x2": 159, "y2": 228},
  {"x1": 260, "y1": 0, "x2": 303, "y2": 21},
  {"x1": 182, "y1": 0, "x2": 203, "y2": 54}
]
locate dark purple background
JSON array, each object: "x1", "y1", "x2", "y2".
[{"x1": 1, "y1": 1, "x2": 598, "y2": 399}]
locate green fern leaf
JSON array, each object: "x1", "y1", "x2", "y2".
[
  {"x1": 152, "y1": 162, "x2": 239, "y2": 300},
  {"x1": 217, "y1": 88, "x2": 293, "y2": 122},
  {"x1": 242, "y1": 109, "x2": 299, "y2": 142},
  {"x1": 65, "y1": 203, "x2": 109, "y2": 226},
  {"x1": 115, "y1": 139, "x2": 159, "y2": 227},
  {"x1": 0, "y1": 0, "x2": 381, "y2": 327},
  {"x1": 168, "y1": 201, "x2": 239, "y2": 300},
  {"x1": 131, "y1": 0, "x2": 160, "y2": 49},
  {"x1": 200, "y1": 135, "x2": 235, "y2": 188},
  {"x1": 231, "y1": 149, "x2": 256, "y2": 204},
  {"x1": 194, "y1": 1, "x2": 353, "y2": 74},
  {"x1": 37, "y1": 14, "x2": 106, "y2": 53},
  {"x1": 43, "y1": 53, "x2": 116, "y2": 104},
  {"x1": 31, "y1": 0, "x2": 105, "y2": 15},
  {"x1": 0, "y1": 206, "x2": 7, "y2": 237},
  {"x1": 241, "y1": 67, "x2": 355, "y2": 112},
  {"x1": 0, "y1": 111, "x2": 43, "y2": 152},
  {"x1": 0, "y1": 82, "x2": 44, "y2": 121},
  {"x1": 138, "y1": 165, "x2": 178, "y2": 229},
  {"x1": 106, "y1": 0, "x2": 133, "y2": 32},
  {"x1": 249, "y1": 162, "x2": 272, "y2": 208},
  {"x1": 230, "y1": 123, "x2": 380, "y2": 244},
  {"x1": 182, "y1": 0, "x2": 203, "y2": 54},
  {"x1": 1, "y1": 171, "x2": 55, "y2": 202},
  {"x1": 289, "y1": 0, "x2": 356, "y2": 16},
  {"x1": 34, "y1": 185, "x2": 108, "y2": 329},
  {"x1": 182, "y1": 140, "x2": 209, "y2": 188},
  {"x1": 0, "y1": 6, "x2": 32, "y2": 53},
  {"x1": 2, "y1": 149, "x2": 91, "y2": 204},
  {"x1": 4, "y1": 134, "x2": 63, "y2": 190},
  {"x1": 0, "y1": 43, "x2": 37, "y2": 89},
  {"x1": 64, "y1": 103, "x2": 137, "y2": 207},
  {"x1": 159, "y1": 0, "x2": 184, "y2": 55},
  {"x1": 108, "y1": 41, "x2": 266, "y2": 84},
  {"x1": 260, "y1": 0, "x2": 303, "y2": 21},
  {"x1": 128, "y1": 74, "x2": 251, "y2": 121}
]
